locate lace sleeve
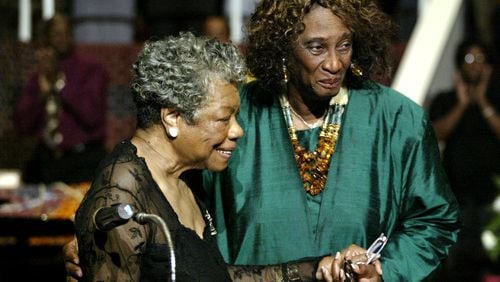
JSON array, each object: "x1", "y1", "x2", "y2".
[{"x1": 75, "y1": 152, "x2": 151, "y2": 281}]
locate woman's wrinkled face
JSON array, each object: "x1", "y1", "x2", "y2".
[
  {"x1": 291, "y1": 4, "x2": 352, "y2": 99},
  {"x1": 178, "y1": 79, "x2": 243, "y2": 172}
]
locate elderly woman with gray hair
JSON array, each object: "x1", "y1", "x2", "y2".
[{"x1": 74, "y1": 32, "x2": 245, "y2": 281}]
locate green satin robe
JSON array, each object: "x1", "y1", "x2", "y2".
[{"x1": 203, "y1": 81, "x2": 461, "y2": 281}]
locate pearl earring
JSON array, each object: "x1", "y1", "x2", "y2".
[{"x1": 167, "y1": 127, "x2": 178, "y2": 138}]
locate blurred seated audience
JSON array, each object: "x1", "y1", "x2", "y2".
[{"x1": 13, "y1": 13, "x2": 109, "y2": 184}]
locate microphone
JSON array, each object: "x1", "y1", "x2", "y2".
[
  {"x1": 92, "y1": 203, "x2": 134, "y2": 232},
  {"x1": 92, "y1": 203, "x2": 176, "y2": 281}
]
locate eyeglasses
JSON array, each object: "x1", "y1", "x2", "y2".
[
  {"x1": 344, "y1": 233, "x2": 388, "y2": 281},
  {"x1": 464, "y1": 53, "x2": 485, "y2": 64}
]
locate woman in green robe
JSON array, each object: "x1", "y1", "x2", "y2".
[{"x1": 203, "y1": 0, "x2": 461, "y2": 281}]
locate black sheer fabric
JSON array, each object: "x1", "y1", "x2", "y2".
[{"x1": 75, "y1": 140, "x2": 231, "y2": 281}]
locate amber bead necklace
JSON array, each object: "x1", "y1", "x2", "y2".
[{"x1": 279, "y1": 87, "x2": 348, "y2": 195}]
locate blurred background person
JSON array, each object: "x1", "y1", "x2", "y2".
[
  {"x1": 13, "y1": 13, "x2": 109, "y2": 184},
  {"x1": 428, "y1": 38, "x2": 500, "y2": 281},
  {"x1": 201, "y1": 15, "x2": 231, "y2": 43}
]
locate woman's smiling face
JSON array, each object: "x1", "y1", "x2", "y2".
[{"x1": 177, "y1": 79, "x2": 243, "y2": 172}]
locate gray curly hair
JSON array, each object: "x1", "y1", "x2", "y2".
[{"x1": 132, "y1": 32, "x2": 247, "y2": 128}]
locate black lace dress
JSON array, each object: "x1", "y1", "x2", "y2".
[{"x1": 75, "y1": 140, "x2": 231, "y2": 281}]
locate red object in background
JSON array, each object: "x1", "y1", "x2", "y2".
[{"x1": 484, "y1": 275, "x2": 500, "y2": 282}]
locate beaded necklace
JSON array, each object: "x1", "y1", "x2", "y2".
[{"x1": 279, "y1": 87, "x2": 348, "y2": 195}]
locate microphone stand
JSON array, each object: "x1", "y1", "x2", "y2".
[
  {"x1": 134, "y1": 213, "x2": 176, "y2": 282},
  {"x1": 93, "y1": 204, "x2": 176, "y2": 281}
]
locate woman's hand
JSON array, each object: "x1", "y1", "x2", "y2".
[
  {"x1": 315, "y1": 244, "x2": 382, "y2": 281},
  {"x1": 63, "y1": 236, "x2": 82, "y2": 281},
  {"x1": 347, "y1": 260, "x2": 383, "y2": 282},
  {"x1": 473, "y1": 64, "x2": 492, "y2": 106},
  {"x1": 454, "y1": 72, "x2": 470, "y2": 107}
]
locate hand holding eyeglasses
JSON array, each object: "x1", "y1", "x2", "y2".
[{"x1": 344, "y1": 233, "x2": 387, "y2": 281}]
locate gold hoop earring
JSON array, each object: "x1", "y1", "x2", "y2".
[{"x1": 350, "y1": 63, "x2": 363, "y2": 77}]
